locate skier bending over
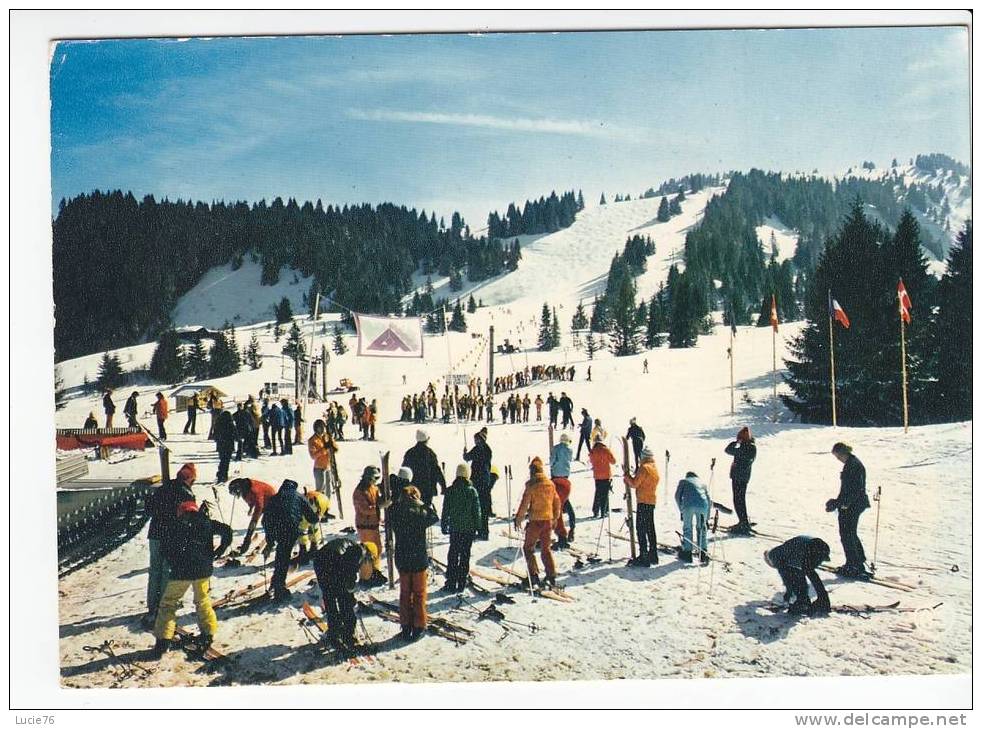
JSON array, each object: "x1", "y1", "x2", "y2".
[
  {"x1": 764, "y1": 536, "x2": 831, "y2": 616},
  {"x1": 313, "y1": 537, "x2": 374, "y2": 653}
]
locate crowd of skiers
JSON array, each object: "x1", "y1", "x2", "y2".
[
  {"x1": 134, "y1": 377, "x2": 871, "y2": 656},
  {"x1": 491, "y1": 363, "x2": 575, "y2": 393}
]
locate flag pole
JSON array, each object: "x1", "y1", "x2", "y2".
[
  {"x1": 828, "y1": 300, "x2": 838, "y2": 428},
  {"x1": 444, "y1": 303, "x2": 465, "y2": 448},
  {"x1": 772, "y1": 322, "x2": 777, "y2": 423},
  {"x1": 900, "y1": 315, "x2": 909, "y2": 434},
  {"x1": 729, "y1": 323, "x2": 735, "y2": 415}
]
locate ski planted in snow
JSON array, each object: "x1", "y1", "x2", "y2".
[
  {"x1": 380, "y1": 450, "x2": 395, "y2": 588},
  {"x1": 619, "y1": 437, "x2": 637, "y2": 560}
]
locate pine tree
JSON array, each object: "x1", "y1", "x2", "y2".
[
  {"x1": 599, "y1": 193, "x2": 607, "y2": 205},
  {"x1": 149, "y1": 330, "x2": 185, "y2": 384},
  {"x1": 449, "y1": 300, "x2": 467, "y2": 332},
  {"x1": 667, "y1": 272, "x2": 702, "y2": 348},
  {"x1": 589, "y1": 295, "x2": 608, "y2": 333},
  {"x1": 646, "y1": 284, "x2": 668, "y2": 347},
  {"x1": 332, "y1": 324, "x2": 348, "y2": 355},
  {"x1": 585, "y1": 331, "x2": 597, "y2": 359},
  {"x1": 54, "y1": 365, "x2": 67, "y2": 410},
  {"x1": 245, "y1": 331, "x2": 262, "y2": 370},
  {"x1": 657, "y1": 197, "x2": 671, "y2": 223},
  {"x1": 275, "y1": 297, "x2": 294, "y2": 324},
  {"x1": 282, "y1": 322, "x2": 306, "y2": 361},
  {"x1": 96, "y1": 352, "x2": 125, "y2": 390},
  {"x1": 930, "y1": 219, "x2": 971, "y2": 421},
  {"x1": 538, "y1": 303, "x2": 553, "y2": 350},
  {"x1": 185, "y1": 339, "x2": 209, "y2": 380},
  {"x1": 571, "y1": 299, "x2": 588, "y2": 331},
  {"x1": 551, "y1": 307, "x2": 560, "y2": 348},
  {"x1": 467, "y1": 294, "x2": 477, "y2": 313},
  {"x1": 209, "y1": 328, "x2": 241, "y2": 378},
  {"x1": 449, "y1": 268, "x2": 463, "y2": 292},
  {"x1": 273, "y1": 322, "x2": 282, "y2": 342},
  {"x1": 608, "y1": 275, "x2": 641, "y2": 356}
]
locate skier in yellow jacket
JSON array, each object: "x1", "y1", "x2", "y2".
[
  {"x1": 623, "y1": 446, "x2": 661, "y2": 566},
  {"x1": 514, "y1": 457, "x2": 562, "y2": 587}
]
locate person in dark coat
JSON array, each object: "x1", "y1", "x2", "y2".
[
  {"x1": 440, "y1": 463, "x2": 482, "y2": 592},
  {"x1": 765, "y1": 536, "x2": 831, "y2": 616},
  {"x1": 826, "y1": 442, "x2": 871, "y2": 578},
  {"x1": 280, "y1": 399, "x2": 294, "y2": 454},
  {"x1": 269, "y1": 402, "x2": 285, "y2": 455},
  {"x1": 575, "y1": 409, "x2": 594, "y2": 461},
  {"x1": 559, "y1": 393, "x2": 574, "y2": 430},
  {"x1": 626, "y1": 418, "x2": 646, "y2": 469},
  {"x1": 213, "y1": 409, "x2": 236, "y2": 483},
  {"x1": 313, "y1": 537, "x2": 372, "y2": 652},
  {"x1": 725, "y1": 426, "x2": 758, "y2": 534},
  {"x1": 463, "y1": 427, "x2": 493, "y2": 540},
  {"x1": 547, "y1": 393, "x2": 559, "y2": 428},
  {"x1": 103, "y1": 389, "x2": 116, "y2": 429},
  {"x1": 263, "y1": 479, "x2": 318, "y2": 600},
  {"x1": 143, "y1": 462, "x2": 197, "y2": 627},
  {"x1": 183, "y1": 392, "x2": 200, "y2": 435},
  {"x1": 402, "y1": 430, "x2": 447, "y2": 508},
  {"x1": 83, "y1": 412, "x2": 99, "y2": 430},
  {"x1": 389, "y1": 486, "x2": 439, "y2": 640},
  {"x1": 152, "y1": 500, "x2": 232, "y2": 655},
  {"x1": 124, "y1": 391, "x2": 139, "y2": 429},
  {"x1": 233, "y1": 403, "x2": 252, "y2": 461}
]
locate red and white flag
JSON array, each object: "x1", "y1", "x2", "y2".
[
  {"x1": 769, "y1": 294, "x2": 779, "y2": 333},
  {"x1": 354, "y1": 314, "x2": 424, "y2": 358},
  {"x1": 828, "y1": 291, "x2": 850, "y2": 329},
  {"x1": 897, "y1": 278, "x2": 912, "y2": 325}
]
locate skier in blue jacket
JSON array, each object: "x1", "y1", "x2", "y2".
[
  {"x1": 675, "y1": 471, "x2": 711, "y2": 564},
  {"x1": 279, "y1": 399, "x2": 294, "y2": 455}
]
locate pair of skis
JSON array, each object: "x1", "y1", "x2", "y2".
[{"x1": 299, "y1": 601, "x2": 375, "y2": 666}]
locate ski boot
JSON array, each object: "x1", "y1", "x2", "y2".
[
  {"x1": 699, "y1": 553, "x2": 710, "y2": 566},
  {"x1": 678, "y1": 550, "x2": 693, "y2": 564},
  {"x1": 298, "y1": 544, "x2": 310, "y2": 566},
  {"x1": 198, "y1": 633, "x2": 214, "y2": 651},
  {"x1": 151, "y1": 638, "x2": 174, "y2": 659},
  {"x1": 788, "y1": 599, "x2": 812, "y2": 616},
  {"x1": 729, "y1": 522, "x2": 753, "y2": 536},
  {"x1": 409, "y1": 627, "x2": 424, "y2": 642},
  {"x1": 399, "y1": 625, "x2": 413, "y2": 642},
  {"x1": 543, "y1": 574, "x2": 558, "y2": 589},
  {"x1": 528, "y1": 573, "x2": 542, "y2": 588},
  {"x1": 272, "y1": 588, "x2": 292, "y2": 602}
]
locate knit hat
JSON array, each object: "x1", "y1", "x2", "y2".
[
  {"x1": 177, "y1": 500, "x2": 198, "y2": 517},
  {"x1": 476, "y1": 427, "x2": 488, "y2": 440},
  {"x1": 416, "y1": 429, "x2": 429, "y2": 443},
  {"x1": 456, "y1": 463, "x2": 470, "y2": 479},
  {"x1": 737, "y1": 426, "x2": 752, "y2": 443},
  {"x1": 398, "y1": 466, "x2": 413, "y2": 482},
  {"x1": 640, "y1": 447, "x2": 655, "y2": 461},
  {"x1": 529, "y1": 457, "x2": 545, "y2": 475},
  {"x1": 630, "y1": 417, "x2": 636, "y2": 425},
  {"x1": 176, "y1": 463, "x2": 197, "y2": 486},
  {"x1": 559, "y1": 432, "x2": 571, "y2": 444},
  {"x1": 361, "y1": 466, "x2": 380, "y2": 482},
  {"x1": 227, "y1": 478, "x2": 250, "y2": 496}
]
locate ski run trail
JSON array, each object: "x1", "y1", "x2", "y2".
[{"x1": 56, "y1": 189, "x2": 970, "y2": 688}]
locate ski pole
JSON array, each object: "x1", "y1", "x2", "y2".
[
  {"x1": 506, "y1": 466, "x2": 513, "y2": 539},
  {"x1": 664, "y1": 450, "x2": 671, "y2": 502},
  {"x1": 870, "y1": 486, "x2": 883, "y2": 574},
  {"x1": 211, "y1": 485, "x2": 225, "y2": 523}
]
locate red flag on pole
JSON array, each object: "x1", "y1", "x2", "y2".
[
  {"x1": 897, "y1": 278, "x2": 912, "y2": 325},
  {"x1": 769, "y1": 294, "x2": 779, "y2": 332},
  {"x1": 828, "y1": 292, "x2": 851, "y2": 329}
]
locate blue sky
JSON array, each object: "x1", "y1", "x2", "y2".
[{"x1": 50, "y1": 27, "x2": 970, "y2": 229}]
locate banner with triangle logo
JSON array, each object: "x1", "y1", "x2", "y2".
[{"x1": 354, "y1": 313, "x2": 424, "y2": 358}]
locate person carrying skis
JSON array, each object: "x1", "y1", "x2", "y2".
[
  {"x1": 624, "y1": 447, "x2": 661, "y2": 566},
  {"x1": 307, "y1": 419, "x2": 337, "y2": 495},
  {"x1": 124, "y1": 391, "x2": 139, "y2": 429},
  {"x1": 312, "y1": 537, "x2": 374, "y2": 652},
  {"x1": 588, "y1": 435, "x2": 617, "y2": 518},
  {"x1": 142, "y1": 462, "x2": 196, "y2": 628},
  {"x1": 389, "y1": 485, "x2": 440, "y2": 641},
  {"x1": 402, "y1": 429, "x2": 447, "y2": 508},
  {"x1": 152, "y1": 392, "x2": 168, "y2": 440},
  {"x1": 298, "y1": 488, "x2": 331, "y2": 564},
  {"x1": 675, "y1": 471, "x2": 711, "y2": 565},
  {"x1": 152, "y1": 500, "x2": 232, "y2": 656},
  {"x1": 514, "y1": 457, "x2": 561, "y2": 588},
  {"x1": 262, "y1": 479, "x2": 318, "y2": 601},
  {"x1": 764, "y1": 536, "x2": 832, "y2": 616},
  {"x1": 826, "y1": 442, "x2": 871, "y2": 578},
  {"x1": 463, "y1": 427, "x2": 494, "y2": 540},
  {"x1": 213, "y1": 408, "x2": 236, "y2": 483},
  {"x1": 440, "y1": 463, "x2": 482, "y2": 593},
  {"x1": 352, "y1": 466, "x2": 389, "y2": 570},
  {"x1": 549, "y1": 432, "x2": 575, "y2": 549},
  {"x1": 183, "y1": 391, "x2": 201, "y2": 435},
  {"x1": 227, "y1": 477, "x2": 278, "y2": 554},
  {"x1": 103, "y1": 388, "x2": 116, "y2": 429},
  {"x1": 534, "y1": 394, "x2": 544, "y2": 421},
  {"x1": 724, "y1": 426, "x2": 757, "y2": 534},
  {"x1": 626, "y1": 418, "x2": 645, "y2": 468},
  {"x1": 575, "y1": 408, "x2": 593, "y2": 461}
]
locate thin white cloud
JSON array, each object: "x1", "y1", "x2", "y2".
[{"x1": 346, "y1": 108, "x2": 634, "y2": 139}]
